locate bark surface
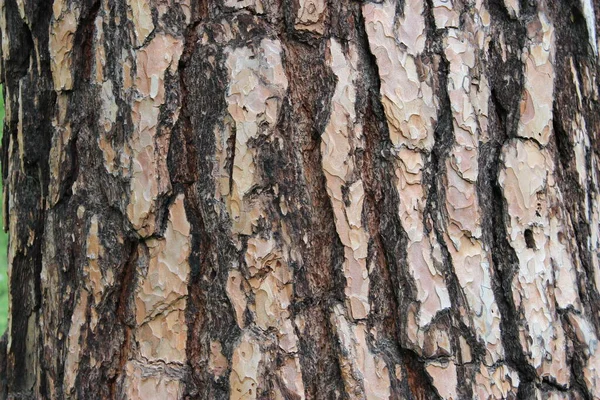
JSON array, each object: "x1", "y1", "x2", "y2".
[{"x1": 1, "y1": 0, "x2": 600, "y2": 399}]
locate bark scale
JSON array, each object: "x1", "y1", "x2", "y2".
[{"x1": 1, "y1": 0, "x2": 600, "y2": 399}]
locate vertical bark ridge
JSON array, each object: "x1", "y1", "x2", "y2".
[
  {"x1": 363, "y1": 1, "x2": 453, "y2": 355},
  {"x1": 176, "y1": 14, "x2": 246, "y2": 398},
  {"x1": 419, "y1": 1, "x2": 519, "y2": 397},
  {"x1": 482, "y1": 1, "x2": 541, "y2": 396},
  {"x1": 359, "y1": 0, "x2": 461, "y2": 398},
  {"x1": 278, "y1": 3, "x2": 351, "y2": 398},
  {"x1": 419, "y1": 4, "x2": 481, "y2": 399},
  {"x1": 316, "y1": 1, "x2": 418, "y2": 396},
  {"x1": 546, "y1": 1, "x2": 600, "y2": 397},
  {"x1": 356, "y1": 3, "x2": 438, "y2": 398},
  {"x1": 550, "y1": 0, "x2": 600, "y2": 337},
  {"x1": 362, "y1": 0, "x2": 471, "y2": 397},
  {"x1": 176, "y1": 6, "x2": 241, "y2": 400},
  {"x1": 217, "y1": 17, "x2": 306, "y2": 400},
  {"x1": 489, "y1": 0, "x2": 600, "y2": 397}
]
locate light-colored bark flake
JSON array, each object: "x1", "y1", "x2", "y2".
[
  {"x1": 236, "y1": 234, "x2": 305, "y2": 398},
  {"x1": 432, "y1": 0, "x2": 459, "y2": 29},
  {"x1": 230, "y1": 333, "x2": 262, "y2": 400},
  {"x1": 574, "y1": 125, "x2": 590, "y2": 192},
  {"x1": 295, "y1": 0, "x2": 327, "y2": 34},
  {"x1": 362, "y1": 0, "x2": 437, "y2": 150},
  {"x1": 49, "y1": 94, "x2": 72, "y2": 207},
  {"x1": 134, "y1": 194, "x2": 190, "y2": 364},
  {"x1": 127, "y1": 34, "x2": 183, "y2": 236},
  {"x1": 63, "y1": 292, "x2": 88, "y2": 397},
  {"x1": 581, "y1": 0, "x2": 598, "y2": 54},
  {"x1": 93, "y1": 14, "x2": 105, "y2": 83},
  {"x1": 98, "y1": 134, "x2": 118, "y2": 175},
  {"x1": 15, "y1": 0, "x2": 27, "y2": 23},
  {"x1": 364, "y1": 0, "x2": 452, "y2": 338},
  {"x1": 459, "y1": 336, "x2": 472, "y2": 363},
  {"x1": 395, "y1": 150, "x2": 451, "y2": 330},
  {"x1": 518, "y1": 12, "x2": 555, "y2": 145},
  {"x1": 209, "y1": 341, "x2": 229, "y2": 378},
  {"x1": 100, "y1": 80, "x2": 117, "y2": 133},
  {"x1": 245, "y1": 236, "x2": 297, "y2": 351},
  {"x1": 321, "y1": 38, "x2": 370, "y2": 320},
  {"x1": 473, "y1": 364, "x2": 520, "y2": 399},
  {"x1": 50, "y1": 3, "x2": 79, "y2": 91},
  {"x1": 123, "y1": 57, "x2": 133, "y2": 91},
  {"x1": 220, "y1": 37, "x2": 306, "y2": 399},
  {"x1": 222, "y1": 39, "x2": 288, "y2": 235},
  {"x1": 226, "y1": 268, "x2": 248, "y2": 328},
  {"x1": 224, "y1": 0, "x2": 264, "y2": 13},
  {"x1": 277, "y1": 356, "x2": 305, "y2": 400},
  {"x1": 423, "y1": 327, "x2": 452, "y2": 358},
  {"x1": 84, "y1": 215, "x2": 111, "y2": 308},
  {"x1": 499, "y1": 139, "x2": 572, "y2": 384},
  {"x1": 226, "y1": 223, "x2": 304, "y2": 396},
  {"x1": 138, "y1": 308, "x2": 188, "y2": 363},
  {"x1": 425, "y1": 360, "x2": 458, "y2": 400},
  {"x1": 503, "y1": 0, "x2": 520, "y2": 18},
  {"x1": 567, "y1": 314, "x2": 600, "y2": 396},
  {"x1": 590, "y1": 154, "x2": 600, "y2": 294},
  {"x1": 331, "y1": 305, "x2": 391, "y2": 400},
  {"x1": 127, "y1": 0, "x2": 154, "y2": 46},
  {"x1": 550, "y1": 213, "x2": 581, "y2": 310},
  {"x1": 441, "y1": 5, "x2": 504, "y2": 366}
]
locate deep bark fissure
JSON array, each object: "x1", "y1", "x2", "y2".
[
  {"x1": 72, "y1": 0, "x2": 101, "y2": 83},
  {"x1": 278, "y1": 36, "x2": 349, "y2": 398},
  {"x1": 107, "y1": 240, "x2": 139, "y2": 399}
]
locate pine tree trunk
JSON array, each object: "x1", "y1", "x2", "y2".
[{"x1": 1, "y1": 0, "x2": 600, "y2": 398}]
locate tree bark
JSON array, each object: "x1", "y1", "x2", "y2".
[{"x1": 1, "y1": 0, "x2": 600, "y2": 398}]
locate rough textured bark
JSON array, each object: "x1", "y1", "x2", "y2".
[{"x1": 1, "y1": 0, "x2": 600, "y2": 398}]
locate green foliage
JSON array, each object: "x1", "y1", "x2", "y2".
[{"x1": 0, "y1": 87, "x2": 7, "y2": 334}]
